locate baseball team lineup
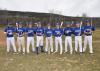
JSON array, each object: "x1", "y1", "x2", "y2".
[{"x1": 4, "y1": 20, "x2": 95, "y2": 55}]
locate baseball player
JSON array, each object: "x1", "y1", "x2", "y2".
[
  {"x1": 35, "y1": 22, "x2": 44, "y2": 54},
  {"x1": 63, "y1": 23, "x2": 73, "y2": 54},
  {"x1": 4, "y1": 23, "x2": 17, "y2": 53},
  {"x1": 73, "y1": 21, "x2": 84, "y2": 53},
  {"x1": 26, "y1": 22, "x2": 35, "y2": 53},
  {"x1": 45, "y1": 23, "x2": 53, "y2": 54},
  {"x1": 16, "y1": 22, "x2": 26, "y2": 54},
  {"x1": 83, "y1": 20, "x2": 95, "y2": 53},
  {"x1": 53, "y1": 22, "x2": 63, "y2": 54}
]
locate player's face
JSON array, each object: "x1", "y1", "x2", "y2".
[
  {"x1": 29, "y1": 24, "x2": 32, "y2": 28},
  {"x1": 67, "y1": 24, "x2": 70, "y2": 27},
  {"x1": 48, "y1": 25, "x2": 50, "y2": 29},
  {"x1": 56, "y1": 25, "x2": 60, "y2": 28},
  {"x1": 19, "y1": 24, "x2": 22, "y2": 28},
  {"x1": 38, "y1": 24, "x2": 41, "y2": 27},
  {"x1": 86, "y1": 22, "x2": 90, "y2": 26}
]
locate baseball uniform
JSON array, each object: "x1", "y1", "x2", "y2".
[
  {"x1": 83, "y1": 26, "x2": 95, "y2": 53},
  {"x1": 4, "y1": 26, "x2": 17, "y2": 53},
  {"x1": 63, "y1": 27, "x2": 73, "y2": 54}
]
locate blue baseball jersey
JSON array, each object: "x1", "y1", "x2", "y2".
[
  {"x1": 16, "y1": 27, "x2": 26, "y2": 37},
  {"x1": 26, "y1": 28, "x2": 35, "y2": 37},
  {"x1": 84, "y1": 26, "x2": 95, "y2": 35},
  {"x1": 45, "y1": 28, "x2": 53, "y2": 37},
  {"x1": 4, "y1": 27, "x2": 16, "y2": 37},
  {"x1": 63, "y1": 27, "x2": 73, "y2": 36},
  {"x1": 53, "y1": 28, "x2": 63, "y2": 37},
  {"x1": 73, "y1": 27, "x2": 84, "y2": 36},
  {"x1": 35, "y1": 27, "x2": 44, "y2": 36}
]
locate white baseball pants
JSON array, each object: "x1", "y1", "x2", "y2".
[
  {"x1": 83, "y1": 35, "x2": 93, "y2": 53},
  {"x1": 75, "y1": 36, "x2": 82, "y2": 52},
  {"x1": 55, "y1": 37, "x2": 63, "y2": 54},
  {"x1": 17, "y1": 37, "x2": 25, "y2": 53},
  {"x1": 6, "y1": 37, "x2": 17, "y2": 52},
  {"x1": 27, "y1": 37, "x2": 35, "y2": 53},
  {"x1": 36, "y1": 36, "x2": 43, "y2": 47},
  {"x1": 45, "y1": 37, "x2": 53, "y2": 52},
  {"x1": 65, "y1": 36, "x2": 73, "y2": 54}
]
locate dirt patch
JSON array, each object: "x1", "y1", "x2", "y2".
[{"x1": 0, "y1": 30, "x2": 6, "y2": 47}]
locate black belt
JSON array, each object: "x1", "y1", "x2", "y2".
[{"x1": 85, "y1": 34, "x2": 92, "y2": 36}]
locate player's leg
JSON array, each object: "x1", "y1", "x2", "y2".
[
  {"x1": 68, "y1": 37, "x2": 73, "y2": 54},
  {"x1": 88, "y1": 36, "x2": 93, "y2": 53},
  {"x1": 75, "y1": 37, "x2": 78, "y2": 52},
  {"x1": 26, "y1": 37, "x2": 31, "y2": 53},
  {"x1": 7, "y1": 38, "x2": 10, "y2": 52},
  {"x1": 83, "y1": 36, "x2": 88, "y2": 52},
  {"x1": 65, "y1": 37, "x2": 68, "y2": 53},
  {"x1": 50, "y1": 37, "x2": 53, "y2": 52},
  {"x1": 31, "y1": 37, "x2": 35, "y2": 52},
  {"x1": 36, "y1": 36, "x2": 40, "y2": 54},
  {"x1": 17, "y1": 37, "x2": 21, "y2": 53},
  {"x1": 40, "y1": 36, "x2": 44, "y2": 52},
  {"x1": 54, "y1": 37, "x2": 58, "y2": 53},
  {"x1": 11, "y1": 37, "x2": 17, "y2": 52},
  {"x1": 22, "y1": 37, "x2": 25, "y2": 54},
  {"x1": 48, "y1": 38, "x2": 51, "y2": 54},
  {"x1": 78, "y1": 36, "x2": 82, "y2": 53},
  {"x1": 59, "y1": 37, "x2": 63, "y2": 54},
  {"x1": 45, "y1": 37, "x2": 48, "y2": 52}
]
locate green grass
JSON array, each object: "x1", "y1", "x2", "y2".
[
  {"x1": 0, "y1": 45, "x2": 100, "y2": 71},
  {"x1": 0, "y1": 29, "x2": 100, "y2": 71}
]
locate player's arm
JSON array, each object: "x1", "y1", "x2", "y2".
[
  {"x1": 81, "y1": 27, "x2": 84, "y2": 35},
  {"x1": 23, "y1": 28, "x2": 26, "y2": 36},
  {"x1": 25, "y1": 28, "x2": 28, "y2": 35},
  {"x1": 61, "y1": 28, "x2": 64, "y2": 35},
  {"x1": 63, "y1": 28, "x2": 68, "y2": 36},
  {"x1": 92, "y1": 26, "x2": 96, "y2": 31}
]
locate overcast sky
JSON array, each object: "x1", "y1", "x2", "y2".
[{"x1": 0, "y1": 0, "x2": 100, "y2": 17}]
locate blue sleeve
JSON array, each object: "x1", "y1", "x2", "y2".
[
  {"x1": 13, "y1": 27, "x2": 16, "y2": 32},
  {"x1": 33, "y1": 28, "x2": 36, "y2": 34},
  {"x1": 15, "y1": 28, "x2": 18, "y2": 33},
  {"x1": 92, "y1": 26, "x2": 96, "y2": 31},
  {"x1": 71, "y1": 28, "x2": 75, "y2": 34},
  {"x1": 43, "y1": 28, "x2": 45, "y2": 34},
  {"x1": 25, "y1": 28, "x2": 28, "y2": 33},
  {"x1": 52, "y1": 29, "x2": 55, "y2": 36},
  {"x1": 81, "y1": 27, "x2": 84, "y2": 33},
  {"x1": 61, "y1": 28, "x2": 64, "y2": 35},
  {"x1": 44, "y1": 28, "x2": 46, "y2": 34},
  {"x1": 63, "y1": 28, "x2": 65, "y2": 35},
  {"x1": 24, "y1": 28, "x2": 26, "y2": 32}
]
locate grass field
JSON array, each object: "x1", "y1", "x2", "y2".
[{"x1": 0, "y1": 29, "x2": 100, "y2": 71}]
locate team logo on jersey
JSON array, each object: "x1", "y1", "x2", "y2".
[
  {"x1": 28, "y1": 30, "x2": 33, "y2": 33},
  {"x1": 7, "y1": 30, "x2": 13, "y2": 35},
  {"x1": 47, "y1": 31, "x2": 52, "y2": 34},
  {"x1": 55, "y1": 31, "x2": 61, "y2": 35}
]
